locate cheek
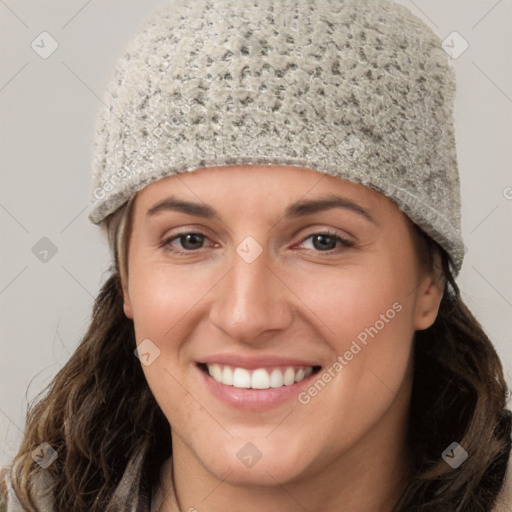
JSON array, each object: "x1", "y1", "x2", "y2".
[
  {"x1": 294, "y1": 256, "x2": 416, "y2": 352},
  {"x1": 127, "y1": 256, "x2": 218, "y2": 407},
  {"x1": 294, "y1": 258, "x2": 416, "y2": 419},
  {"x1": 127, "y1": 259, "x2": 210, "y2": 431},
  {"x1": 128, "y1": 254, "x2": 213, "y2": 341}
]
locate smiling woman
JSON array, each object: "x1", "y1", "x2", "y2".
[{"x1": 1, "y1": 0, "x2": 511, "y2": 511}]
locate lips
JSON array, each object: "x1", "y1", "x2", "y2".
[
  {"x1": 203, "y1": 363, "x2": 315, "y2": 389},
  {"x1": 197, "y1": 354, "x2": 321, "y2": 410},
  {"x1": 199, "y1": 354, "x2": 322, "y2": 370}
]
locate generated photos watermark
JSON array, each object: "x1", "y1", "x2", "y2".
[{"x1": 298, "y1": 301, "x2": 403, "y2": 405}]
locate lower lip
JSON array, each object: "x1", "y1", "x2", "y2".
[{"x1": 197, "y1": 364, "x2": 319, "y2": 410}]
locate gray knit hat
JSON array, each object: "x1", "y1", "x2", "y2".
[{"x1": 89, "y1": 0, "x2": 465, "y2": 275}]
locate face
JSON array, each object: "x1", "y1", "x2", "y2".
[{"x1": 122, "y1": 165, "x2": 443, "y2": 488}]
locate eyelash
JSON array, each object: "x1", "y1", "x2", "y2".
[{"x1": 160, "y1": 230, "x2": 355, "y2": 256}]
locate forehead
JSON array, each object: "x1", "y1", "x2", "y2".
[{"x1": 134, "y1": 165, "x2": 391, "y2": 212}]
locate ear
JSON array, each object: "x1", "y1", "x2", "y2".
[
  {"x1": 121, "y1": 279, "x2": 133, "y2": 319},
  {"x1": 413, "y1": 250, "x2": 445, "y2": 331}
]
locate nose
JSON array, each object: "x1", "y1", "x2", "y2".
[{"x1": 208, "y1": 243, "x2": 293, "y2": 344}]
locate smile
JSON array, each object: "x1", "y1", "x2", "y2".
[
  {"x1": 196, "y1": 355, "x2": 323, "y2": 410},
  {"x1": 203, "y1": 363, "x2": 317, "y2": 389}
]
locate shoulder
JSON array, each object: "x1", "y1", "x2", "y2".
[
  {"x1": 0, "y1": 465, "x2": 23, "y2": 512},
  {"x1": 492, "y1": 450, "x2": 512, "y2": 512},
  {"x1": 0, "y1": 463, "x2": 55, "y2": 512},
  {"x1": 0, "y1": 467, "x2": 7, "y2": 512}
]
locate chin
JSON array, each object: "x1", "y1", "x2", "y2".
[{"x1": 195, "y1": 436, "x2": 312, "y2": 487}]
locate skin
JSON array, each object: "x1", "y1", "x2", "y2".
[{"x1": 121, "y1": 165, "x2": 444, "y2": 512}]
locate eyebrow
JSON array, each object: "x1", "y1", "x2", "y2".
[
  {"x1": 146, "y1": 194, "x2": 377, "y2": 225},
  {"x1": 284, "y1": 194, "x2": 377, "y2": 224}
]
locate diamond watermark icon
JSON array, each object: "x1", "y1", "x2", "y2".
[
  {"x1": 32, "y1": 237, "x2": 58, "y2": 263},
  {"x1": 236, "y1": 236, "x2": 263, "y2": 264},
  {"x1": 442, "y1": 441, "x2": 468, "y2": 469},
  {"x1": 32, "y1": 442, "x2": 58, "y2": 468},
  {"x1": 237, "y1": 442, "x2": 263, "y2": 468},
  {"x1": 31, "y1": 32, "x2": 59, "y2": 59},
  {"x1": 134, "y1": 338, "x2": 161, "y2": 366},
  {"x1": 442, "y1": 32, "x2": 468, "y2": 59}
]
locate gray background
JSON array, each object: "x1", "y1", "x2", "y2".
[{"x1": 1, "y1": 0, "x2": 511, "y2": 467}]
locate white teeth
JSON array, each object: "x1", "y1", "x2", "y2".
[
  {"x1": 283, "y1": 368, "x2": 295, "y2": 386},
  {"x1": 233, "y1": 368, "x2": 251, "y2": 388},
  {"x1": 210, "y1": 364, "x2": 222, "y2": 382},
  {"x1": 222, "y1": 365, "x2": 233, "y2": 385},
  {"x1": 269, "y1": 368, "x2": 284, "y2": 388},
  {"x1": 294, "y1": 368, "x2": 305, "y2": 382},
  {"x1": 205, "y1": 364, "x2": 315, "y2": 389},
  {"x1": 251, "y1": 369, "x2": 270, "y2": 389}
]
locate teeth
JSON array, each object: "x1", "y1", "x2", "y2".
[
  {"x1": 233, "y1": 368, "x2": 251, "y2": 388},
  {"x1": 269, "y1": 368, "x2": 283, "y2": 388},
  {"x1": 205, "y1": 364, "x2": 314, "y2": 389},
  {"x1": 294, "y1": 368, "x2": 305, "y2": 382},
  {"x1": 283, "y1": 368, "x2": 295, "y2": 386},
  {"x1": 222, "y1": 365, "x2": 233, "y2": 385},
  {"x1": 210, "y1": 364, "x2": 222, "y2": 382},
  {"x1": 251, "y1": 368, "x2": 270, "y2": 389}
]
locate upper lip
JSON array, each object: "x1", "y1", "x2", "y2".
[{"x1": 198, "y1": 354, "x2": 322, "y2": 370}]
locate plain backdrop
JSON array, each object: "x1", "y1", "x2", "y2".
[{"x1": 1, "y1": 0, "x2": 511, "y2": 467}]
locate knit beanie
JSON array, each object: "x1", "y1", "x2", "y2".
[{"x1": 89, "y1": 0, "x2": 465, "y2": 275}]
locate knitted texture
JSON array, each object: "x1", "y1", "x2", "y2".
[{"x1": 89, "y1": 0, "x2": 465, "y2": 274}]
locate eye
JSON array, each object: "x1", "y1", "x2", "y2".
[
  {"x1": 161, "y1": 230, "x2": 355, "y2": 256},
  {"x1": 161, "y1": 232, "x2": 212, "y2": 254},
  {"x1": 298, "y1": 231, "x2": 355, "y2": 253}
]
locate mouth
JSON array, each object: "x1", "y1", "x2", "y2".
[
  {"x1": 197, "y1": 362, "x2": 322, "y2": 390},
  {"x1": 196, "y1": 354, "x2": 324, "y2": 409}
]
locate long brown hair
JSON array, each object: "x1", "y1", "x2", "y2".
[{"x1": 1, "y1": 198, "x2": 510, "y2": 512}]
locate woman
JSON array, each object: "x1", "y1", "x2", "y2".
[{"x1": 1, "y1": 0, "x2": 511, "y2": 510}]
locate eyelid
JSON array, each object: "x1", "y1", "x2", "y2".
[
  {"x1": 160, "y1": 227, "x2": 355, "y2": 255},
  {"x1": 160, "y1": 230, "x2": 215, "y2": 253},
  {"x1": 296, "y1": 230, "x2": 355, "y2": 252},
  {"x1": 293, "y1": 224, "x2": 355, "y2": 243}
]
